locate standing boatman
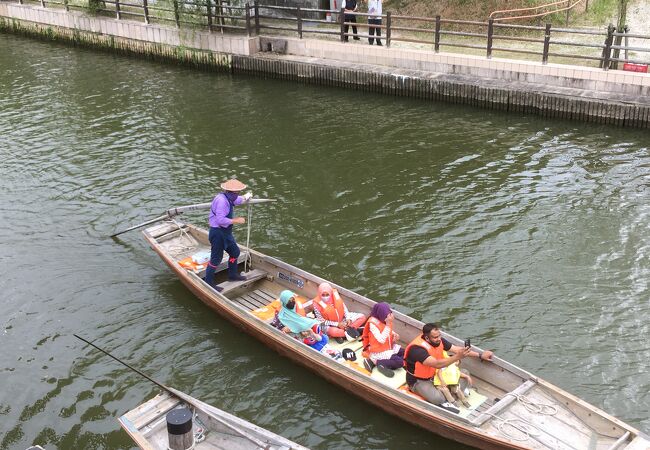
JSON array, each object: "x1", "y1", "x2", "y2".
[{"x1": 204, "y1": 179, "x2": 253, "y2": 289}]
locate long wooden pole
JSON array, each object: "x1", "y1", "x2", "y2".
[
  {"x1": 74, "y1": 334, "x2": 270, "y2": 449},
  {"x1": 110, "y1": 198, "x2": 276, "y2": 238}
]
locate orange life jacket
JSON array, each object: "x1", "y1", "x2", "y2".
[
  {"x1": 404, "y1": 336, "x2": 445, "y2": 380},
  {"x1": 362, "y1": 317, "x2": 393, "y2": 354},
  {"x1": 313, "y1": 289, "x2": 345, "y2": 322}
]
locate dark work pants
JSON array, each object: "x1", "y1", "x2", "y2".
[
  {"x1": 368, "y1": 18, "x2": 382, "y2": 45},
  {"x1": 344, "y1": 14, "x2": 358, "y2": 41},
  {"x1": 204, "y1": 226, "x2": 240, "y2": 286}
]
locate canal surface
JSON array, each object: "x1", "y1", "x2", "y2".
[{"x1": 1, "y1": 33, "x2": 649, "y2": 450}]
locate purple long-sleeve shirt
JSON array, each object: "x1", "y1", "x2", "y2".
[{"x1": 208, "y1": 193, "x2": 244, "y2": 228}]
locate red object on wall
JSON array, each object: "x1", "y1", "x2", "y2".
[{"x1": 623, "y1": 63, "x2": 648, "y2": 73}]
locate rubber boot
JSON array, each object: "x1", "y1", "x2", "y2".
[
  {"x1": 203, "y1": 264, "x2": 223, "y2": 292},
  {"x1": 228, "y1": 258, "x2": 246, "y2": 281}
]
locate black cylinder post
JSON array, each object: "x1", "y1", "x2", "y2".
[{"x1": 167, "y1": 408, "x2": 193, "y2": 450}]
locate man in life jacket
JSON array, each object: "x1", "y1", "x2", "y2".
[
  {"x1": 204, "y1": 179, "x2": 253, "y2": 290},
  {"x1": 405, "y1": 323, "x2": 491, "y2": 413}
]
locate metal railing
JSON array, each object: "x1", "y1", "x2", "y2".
[{"x1": 8, "y1": 0, "x2": 650, "y2": 71}]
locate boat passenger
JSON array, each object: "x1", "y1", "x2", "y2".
[
  {"x1": 361, "y1": 302, "x2": 404, "y2": 378},
  {"x1": 204, "y1": 178, "x2": 253, "y2": 290},
  {"x1": 272, "y1": 290, "x2": 325, "y2": 342},
  {"x1": 312, "y1": 282, "x2": 366, "y2": 343},
  {"x1": 434, "y1": 356, "x2": 473, "y2": 408},
  {"x1": 404, "y1": 323, "x2": 489, "y2": 412}
]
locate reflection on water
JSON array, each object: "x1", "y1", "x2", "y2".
[{"x1": 1, "y1": 33, "x2": 649, "y2": 449}]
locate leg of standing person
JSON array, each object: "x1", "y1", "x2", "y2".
[
  {"x1": 351, "y1": 15, "x2": 359, "y2": 40},
  {"x1": 205, "y1": 227, "x2": 225, "y2": 288},
  {"x1": 368, "y1": 18, "x2": 375, "y2": 45},
  {"x1": 224, "y1": 232, "x2": 244, "y2": 281},
  {"x1": 374, "y1": 18, "x2": 382, "y2": 45},
  {"x1": 344, "y1": 14, "x2": 351, "y2": 41}
]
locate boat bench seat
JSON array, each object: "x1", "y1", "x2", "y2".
[{"x1": 219, "y1": 269, "x2": 268, "y2": 295}]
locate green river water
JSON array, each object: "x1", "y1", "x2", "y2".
[{"x1": 1, "y1": 33, "x2": 649, "y2": 449}]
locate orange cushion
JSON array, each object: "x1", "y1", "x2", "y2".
[{"x1": 398, "y1": 385, "x2": 426, "y2": 401}]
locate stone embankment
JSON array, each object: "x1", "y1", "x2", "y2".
[{"x1": 2, "y1": 1, "x2": 650, "y2": 128}]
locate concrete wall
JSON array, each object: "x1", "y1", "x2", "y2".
[
  {"x1": 0, "y1": 2, "x2": 259, "y2": 55},
  {"x1": 272, "y1": 36, "x2": 650, "y2": 98}
]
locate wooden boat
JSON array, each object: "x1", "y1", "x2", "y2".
[
  {"x1": 141, "y1": 219, "x2": 650, "y2": 450},
  {"x1": 119, "y1": 387, "x2": 309, "y2": 450}
]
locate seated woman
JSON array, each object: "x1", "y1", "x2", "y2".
[
  {"x1": 312, "y1": 282, "x2": 367, "y2": 342},
  {"x1": 361, "y1": 302, "x2": 404, "y2": 378},
  {"x1": 271, "y1": 290, "x2": 333, "y2": 354}
]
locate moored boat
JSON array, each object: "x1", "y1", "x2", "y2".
[
  {"x1": 140, "y1": 219, "x2": 650, "y2": 450},
  {"x1": 119, "y1": 387, "x2": 309, "y2": 450}
]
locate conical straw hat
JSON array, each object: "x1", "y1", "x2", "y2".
[{"x1": 220, "y1": 179, "x2": 247, "y2": 191}]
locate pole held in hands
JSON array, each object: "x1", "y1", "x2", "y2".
[{"x1": 110, "y1": 198, "x2": 276, "y2": 238}]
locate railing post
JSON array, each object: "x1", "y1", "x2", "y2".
[
  {"x1": 297, "y1": 5, "x2": 302, "y2": 39},
  {"x1": 206, "y1": 0, "x2": 212, "y2": 31},
  {"x1": 434, "y1": 15, "x2": 441, "y2": 52},
  {"x1": 142, "y1": 0, "x2": 149, "y2": 24},
  {"x1": 18, "y1": 0, "x2": 22, "y2": 5},
  {"x1": 486, "y1": 18, "x2": 494, "y2": 59},
  {"x1": 115, "y1": 0, "x2": 121, "y2": 19},
  {"x1": 245, "y1": 2, "x2": 251, "y2": 36},
  {"x1": 254, "y1": 1, "x2": 260, "y2": 36},
  {"x1": 624, "y1": 24, "x2": 629, "y2": 61},
  {"x1": 40, "y1": 0, "x2": 45, "y2": 8},
  {"x1": 585, "y1": 0, "x2": 589, "y2": 12},
  {"x1": 173, "y1": 0, "x2": 180, "y2": 27},
  {"x1": 386, "y1": 11, "x2": 391, "y2": 48},
  {"x1": 602, "y1": 23, "x2": 615, "y2": 71},
  {"x1": 339, "y1": 7, "x2": 345, "y2": 42},
  {"x1": 542, "y1": 23, "x2": 551, "y2": 64}
]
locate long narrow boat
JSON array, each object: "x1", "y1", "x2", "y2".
[
  {"x1": 119, "y1": 387, "x2": 309, "y2": 450},
  {"x1": 142, "y1": 219, "x2": 650, "y2": 450}
]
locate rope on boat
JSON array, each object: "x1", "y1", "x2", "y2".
[
  {"x1": 485, "y1": 393, "x2": 558, "y2": 445},
  {"x1": 244, "y1": 202, "x2": 253, "y2": 273}
]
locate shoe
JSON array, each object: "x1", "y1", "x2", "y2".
[
  {"x1": 353, "y1": 37, "x2": 360, "y2": 40},
  {"x1": 228, "y1": 274, "x2": 247, "y2": 282},
  {"x1": 335, "y1": 337, "x2": 346, "y2": 344},
  {"x1": 461, "y1": 399, "x2": 471, "y2": 408},
  {"x1": 463, "y1": 387, "x2": 471, "y2": 397},
  {"x1": 368, "y1": 41, "x2": 373, "y2": 45},
  {"x1": 439, "y1": 402, "x2": 460, "y2": 414},
  {"x1": 363, "y1": 358, "x2": 375, "y2": 372},
  {"x1": 376, "y1": 42, "x2": 383, "y2": 46},
  {"x1": 376, "y1": 365, "x2": 394, "y2": 378}
]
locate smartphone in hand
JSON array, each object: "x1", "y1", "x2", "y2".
[{"x1": 464, "y1": 338, "x2": 471, "y2": 349}]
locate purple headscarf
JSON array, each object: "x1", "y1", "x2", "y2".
[{"x1": 370, "y1": 302, "x2": 392, "y2": 323}]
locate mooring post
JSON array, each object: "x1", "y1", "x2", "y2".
[
  {"x1": 542, "y1": 23, "x2": 551, "y2": 64},
  {"x1": 486, "y1": 18, "x2": 494, "y2": 59},
  {"x1": 602, "y1": 23, "x2": 615, "y2": 71},
  {"x1": 142, "y1": 0, "x2": 149, "y2": 24},
  {"x1": 386, "y1": 11, "x2": 392, "y2": 48},
  {"x1": 166, "y1": 409, "x2": 193, "y2": 450},
  {"x1": 245, "y1": 2, "x2": 251, "y2": 36},
  {"x1": 173, "y1": 0, "x2": 180, "y2": 27},
  {"x1": 434, "y1": 15, "x2": 441, "y2": 53},
  {"x1": 297, "y1": 5, "x2": 302, "y2": 39},
  {"x1": 339, "y1": 7, "x2": 345, "y2": 42},
  {"x1": 254, "y1": 0, "x2": 260, "y2": 36}
]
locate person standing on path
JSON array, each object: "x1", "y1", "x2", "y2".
[
  {"x1": 367, "y1": 0, "x2": 382, "y2": 45},
  {"x1": 204, "y1": 178, "x2": 253, "y2": 290},
  {"x1": 342, "y1": 0, "x2": 360, "y2": 42}
]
